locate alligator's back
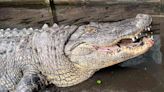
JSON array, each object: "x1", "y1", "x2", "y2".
[
  {"x1": 0, "y1": 28, "x2": 40, "y2": 77},
  {"x1": 0, "y1": 28, "x2": 30, "y2": 56}
]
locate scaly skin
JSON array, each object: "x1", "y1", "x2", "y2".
[{"x1": 0, "y1": 14, "x2": 154, "y2": 92}]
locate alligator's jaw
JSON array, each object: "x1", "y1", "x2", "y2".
[
  {"x1": 72, "y1": 25, "x2": 154, "y2": 54},
  {"x1": 93, "y1": 37, "x2": 153, "y2": 54},
  {"x1": 91, "y1": 26, "x2": 154, "y2": 54},
  {"x1": 70, "y1": 25, "x2": 154, "y2": 69}
]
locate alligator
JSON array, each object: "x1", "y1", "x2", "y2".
[{"x1": 0, "y1": 14, "x2": 154, "y2": 92}]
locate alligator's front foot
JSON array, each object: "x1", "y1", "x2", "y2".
[{"x1": 16, "y1": 74, "x2": 46, "y2": 92}]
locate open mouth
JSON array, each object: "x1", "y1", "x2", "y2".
[{"x1": 93, "y1": 26, "x2": 154, "y2": 53}]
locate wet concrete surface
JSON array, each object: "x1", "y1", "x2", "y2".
[
  {"x1": 43, "y1": 65, "x2": 164, "y2": 92},
  {"x1": 0, "y1": 5, "x2": 163, "y2": 92},
  {"x1": 40, "y1": 17, "x2": 164, "y2": 92}
]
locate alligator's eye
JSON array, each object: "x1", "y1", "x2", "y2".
[{"x1": 84, "y1": 26, "x2": 97, "y2": 34}]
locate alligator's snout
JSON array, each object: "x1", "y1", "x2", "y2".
[
  {"x1": 135, "y1": 14, "x2": 152, "y2": 28},
  {"x1": 92, "y1": 25, "x2": 154, "y2": 53}
]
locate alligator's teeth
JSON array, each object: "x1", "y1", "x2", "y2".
[
  {"x1": 147, "y1": 27, "x2": 150, "y2": 31},
  {"x1": 135, "y1": 36, "x2": 139, "y2": 39},
  {"x1": 132, "y1": 38, "x2": 136, "y2": 42},
  {"x1": 151, "y1": 35, "x2": 154, "y2": 40},
  {"x1": 42, "y1": 24, "x2": 49, "y2": 29}
]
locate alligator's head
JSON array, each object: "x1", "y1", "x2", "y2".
[{"x1": 65, "y1": 14, "x2": 154, "y2": 70}]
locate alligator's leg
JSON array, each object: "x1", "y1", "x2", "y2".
[
  {"x1": 0, "y1": 68, "x2": 22, "y2": 92},
  {"x1": 16, "y1": 66, "x2": 47, "y2": 92}
]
